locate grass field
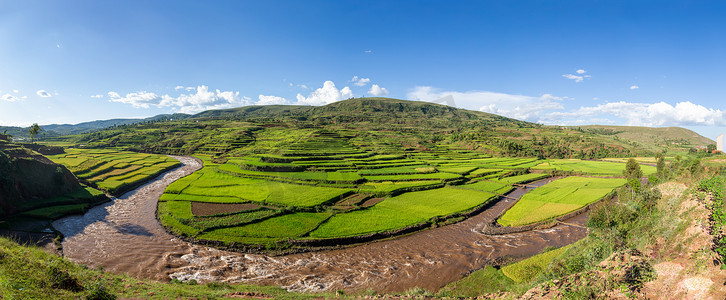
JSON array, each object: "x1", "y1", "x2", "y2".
[
  {"x1": 48, "y1": 149, "x2": 180, "y2": 195},
  {"x1": 498, "y1": 177, "x2": 626, "y2": 226}
]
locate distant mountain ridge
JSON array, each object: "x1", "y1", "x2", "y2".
[{"x1": 0, "y1": 113, "x2": 190, "y2": 139}]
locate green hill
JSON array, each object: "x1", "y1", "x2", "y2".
[
  {"x1": 580, "y1": 125, "x2": 713, "y2": 152},
  {"x1": 50, "y1": 97, "x2": 693, "y2": 159}
]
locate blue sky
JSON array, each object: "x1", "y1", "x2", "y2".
[{"x1": 1, "y1": 0, "x2": 725, "y2": 140}]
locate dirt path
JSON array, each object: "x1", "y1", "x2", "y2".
[{"x1": 53, "y1": 159, "x2": 588, "y2": 293}]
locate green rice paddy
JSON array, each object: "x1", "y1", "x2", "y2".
[
  {"x1": 47, "y1": 131, "x2": 640, "y2": 249},
  {"x1": 531, "y1": 159, "x2": 656, "y2": 176},
  {"x1": 48, "y1": 149, "x2": 181, "y2": 195},
  {"x1": 498, "y1": 177, "x2": 627, "y2": 226}
]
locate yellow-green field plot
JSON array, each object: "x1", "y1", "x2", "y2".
[
  {"x1": 532, "y1": 159, "x2": 656, "y2": 176},
  {"x1": 498, "y1": 177, "x2": 626, "y2": 226}
]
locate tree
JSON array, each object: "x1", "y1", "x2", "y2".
[
  {"x1": 623, "y1": 158, "x2": 643, "y2": 181},
  {"x1": 28, "y1": 123, "x2": 43, "y2": 143},
  {"x1": 656, "y1": 152, "x2": 667, "y2": 179}
]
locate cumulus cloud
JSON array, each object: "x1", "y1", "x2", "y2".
[
  {"x1": 545, "y1": 101, "x2": 726, "y2": 127},
  {"x1": 1, "y1": 94, "x2": 19, "y2": 102},
  {"x1": 407, "y1": 86, "x2": 565, "y2": 121},
  {"x1": 164, "y1": 86, "x2": 250, "y2": 113},
  {"x1": 108, "y1": 85, "x2": 251, "y2": 113},
  {"x1": 368, "y1": 84, "x2": 389, "y2": 96},
  {"x1": 12, "y1": 89, "x2": 19, "y2": 93},
  {"x1": 630, "y1": 85, "x2": 639, "y2": 90},
  {"x1": 350, "y1": 76, "x2": 371, "y2": 87},
  {"x1": 108, "y1": 91, "x2": 161, "y2": 108},
  {"x1": 296, "y1": 81, "x2": 353, "y2": 105},
  {"x1": 576, "y1": 69, "x2": 586, "y2": 74},
  {"x1": 90, "y1": 94, "x2": 104, "y2": 99},
  {"x1": 36, "y1": 90, "x2": 52, "y2": 98},
  {"x1": 257, "y1": 95, "x2": 288, "y2": 105}
]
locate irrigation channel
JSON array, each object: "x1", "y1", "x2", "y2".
[{"x1": 53, "y1": 156, "x2": 589, "y2": 293}]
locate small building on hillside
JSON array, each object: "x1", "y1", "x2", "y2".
[{"x1": 718, "y1": 133, "x2": 724, "y2": 152}]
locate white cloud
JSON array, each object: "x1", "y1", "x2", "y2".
[
  {"x1": 563, "y1": 69, "x2": 592, "y2": 82},
  {"x1": 1, "y1": 94, "x2": 19, "y2": 102},
  {"x1": 174, "y1": 85, "x2": 184, "y2": 90},
  {"x1": 296, "y1": 81, "x2": 353, "y2": 105},
  {"x1": 12, "y1": 89, "x2": 19, "y2": 93},
  {"x1": 297, "y1": 84, "x2": 309, "y2": 89},
  {"x1": 630, "y1": 85, "x2": 639, "y2": 90},
  {"x1": 407, "y1": 86, "x2": 565, "y2": 121},
  {"x1": 108, "y1": 85, "x2": 251, "y2": 113},
  {"x1": 288, "y1": 83, "x2": 293, "y2": 87},
  {"x1": 36, "y1": 90, "x2": 52, "y2": 98},
  {"x1": 368, "y1": 84, "x2": 389, "y2": 96},
  {"x1": 350, "y1": 76, "x2": 371, "y2": 87},
  {"x1": 563, "y1": 74, "x2": 584, "y2": 82},
  {"x1": 164, "y1": 86, "x2": 250, "y2": 113},
  {"x1": 364, "y1": 50, "x2": 372, "y2": 53},
  {"x1": 545, "y1": 101, "x2": 726, "y2": 127},
  {"x1": 90, "y1": 94, "x2": 104, "y2": 99},
  {"x1": 257, "y1": 95, "x2": 288, "y2": 105},
  {"x1": 108, "y1": 91, "x2": 161, "y2": 108}
]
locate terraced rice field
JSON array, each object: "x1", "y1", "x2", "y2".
[
  {"x1": 498, "y1": 177, "x2": 626, "y2": 227},
  {"x1": 51, "y1": 131, "x2": 637, "y2": 248},
  {"x1": 531, "y1": 159, "x2": 656, "y2": 176},
  {"x1": 48, "y1": 149, "x2": 181, "y2": 195},
  {"x1": 154, "y1": 132, "x2": 561, "y2": 246},
  {"x1": 310, "y1": 187, "x2": 497, "y2": 238}
]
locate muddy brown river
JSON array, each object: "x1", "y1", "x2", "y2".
[{"x1": 53, "y1": 156, "x2": 588, "y2": 293}]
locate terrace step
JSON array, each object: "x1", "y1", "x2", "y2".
[{"x1": 335, "y1": 193, "x2": 371, "y2": 206}]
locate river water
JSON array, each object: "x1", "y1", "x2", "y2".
[{"x1": 53, "y1": 156, "x2": 588, "y2": 293}]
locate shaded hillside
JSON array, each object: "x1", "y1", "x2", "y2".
[
  {"x1": 0, "y1": 140, "x2": 105, "y2": 219},
  {"x1": 48, "y1": 98, "x2": 708, "y2": 158}
]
